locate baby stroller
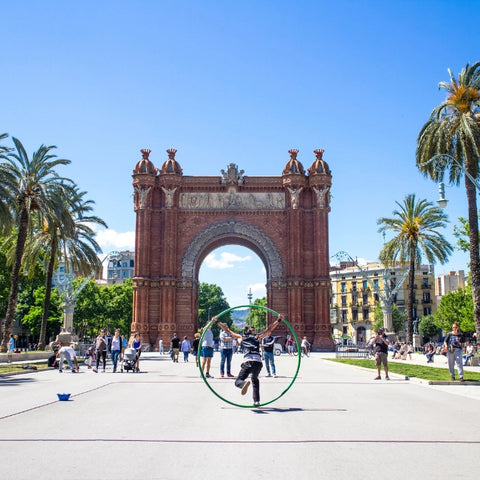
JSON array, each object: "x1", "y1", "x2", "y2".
[{"x1": 121, "y1": 347, "x2": 138, "y2": 372}]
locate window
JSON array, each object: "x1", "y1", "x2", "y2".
[
  {"x1": 362, "y1": 280, "x2": 368, "y2": 290},
  {"x1": 342, "y1": 310, "x2": 347, "y2": 322},
  {"x1": 363, "y1": 309, "x2": 369, "y2": 320},
  {"x1": 352, "y1": 281, "x2": 357, "y2": 292},
  {"x1": 341, "y1": 282, "x2": 346, "y2": 293},
  {"x1": 352, "y1": 310, "x2": 358, "y2": 321},
  {"x1": 363, "y1": 294, "x2": 368, "y2": 304},
  {"x1": 373, "y1": 279, "x2": 379, "y2": 289},
  {"x1": 341, "y1": 296, "x2": 347, "y2": 307}
]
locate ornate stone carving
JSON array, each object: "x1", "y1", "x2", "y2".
[
  {"x1": 221, "y1": 163, "x2": 245, "y2": 185},
  {"x1": 134, "y1": 185, "x2": 152, "y2": 209},
  {"x1": 181, "y1": 221, "x2": 283, "y2": 282},
  {"x1": 287, "y1": 187, "x2": 303, "y2": 209},
  {"x1": 179, "y1": 191, "x2": 285, "y2": 210},
  {"x1": 162, "y1": 186, "x2": 177, "y2": 208},
  {"x1": 313, "y1": 185, "x2": 330, "y2": 208}
]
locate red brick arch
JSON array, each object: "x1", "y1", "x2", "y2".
[{"x1": 132, "y1": 149, "x2": 334, "y2": 351}]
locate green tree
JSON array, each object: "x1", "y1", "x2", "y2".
[
  {"x1": 0, "y1": 138, "x2": 72, "y2": 352},
  {"x1": 435, "y1": 285, "x2": 475, "y2": 334},
  {"x1": 373, "y1": 302, "x2": 405, "y2": 334},
  {"x1": 26, "y1": 185, "x2": 107, "y2": 349},
  {"x1": 99, "y1": 279, "x2": 133, "y2": 336},
  {"x1": 418, "y1": 314, "x2": 441, "y2": 341},
  {"x1": 198, "y1": 283, "x2": 231, "y2": 336},
  {"x1": 248, "y1": 297, "x2": 267, "y2": 331},
  {"x1": 72, "y1": 279, "x2": 104, "y2": 338},
  {"x1": 377, "y1": 194, "x2": 453, "y2": 343},
  {"x1": 0, "y1": 133, "x2": 13, "y2": 229},
  {"x1": 20, "y1": 286, "x2": 63, "y2": 341},
  {"x1": 417, "y1": 62, "x2": 480, "y2": 341}
]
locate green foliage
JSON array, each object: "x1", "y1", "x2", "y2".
[
  {"x1": 20, "y1": 286, "x2": 62, "y2": 338},
  {"x1": 435, "y1": 285, "x2": 475, "y2": 334},
  {"x1": 198, "y1": 282, "x2": 231, "y2": 336},
  {"x1": 418, "y1": 314, "x2": 441, "y2": 340},
  {"x1": 0, "y1": 249, "x2": 10, "y2": 317},
  {"x1": 73, "y1": 278, "x2": 133, "y2": 339},
  {"x1": 248, "y1": 297, "x2": 267, "y2": 331}
]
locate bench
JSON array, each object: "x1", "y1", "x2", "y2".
[{"x1": 468, "y1": 357, "x2": 479, "y2": 366}]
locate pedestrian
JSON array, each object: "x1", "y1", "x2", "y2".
[
  {"x1": 219, "y1": 328, "x2": 234, "y2": 378},
  {"x1": 200, "y1": 323, "x2": 215, "y2": 378},
  {"x1": 171, "y1": 332, "x2": 181, "y2": 363},
  {"x1": 132, "y1": 333, "x2": 142, "y2": 372},
  {"x1": 93, "y1": 329, "x2": 108, "y2": 373},
  {"x1": 7, "y1": 334, "x2": 15, "y2": 363},
  {"x1": 214, "y1": 314, "x2": 284, "y2": 406},
  {"x1": 373, "y1": 327, "x2": 390, "y2": 380},
  {"x1": 286, "y1": 334, "x2": 295, "y2": 355},
  {"x1": 192, "y1": 333, "x2": 200, "y2": 367},
  {"x1": 57, "y1": 344, "x2": 79, "y2": 373},
  {"x1": 301, "y1": 336, "x2": 310, "y2": 357},
  {"x1": 159, "y1": 338, "x2": 164, "y2": 355},
  {"x1": 110, "y1": 329, "x2": 122, "y2": 373},
  {"x1": 181, "y1": 336, "x2": 191, "y2": 362},
  {"x1": 261, "y1": 334, "x2": 277, "y2": 377},
  {"x1": 443, "y1": 322, "x2": 465, "y2": 381},
  {"x1": 463, "y1": 341, "x2": 475, "y2": 366}
]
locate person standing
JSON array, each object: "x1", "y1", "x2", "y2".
[
  {"x1": 181, "y1": 336, "x2": 191, "y2": 362},
  {"x1": 192, "y1": 333, "x2": 201, "y2": 367},
  {"x1": 132, "y1": 333, "x2": 142, "y2": 372},
  {"x1": 373, "y1": 327, "x2": 390, "y2": 380},
  {"x1": 110, "y1": 329, "x2": 122, "y2": 373},
  {"x1": 215, "y1": 315, "x2": 284, "y2": 406},
  {"x1": 171, "y1": 333, "x2": 181, "y2": 363},
  {"x1": 200, "y1": 323, "x2": 215, "y2": 378},
  {"x1": 219, "y1": 328, "x2": 234, "y2": 378},
  {"x1": 261, "y1": 334, "x2": 277, "y2": 377},
  {"x1": 301, "y1": 336, "x2": 311, "y2": 357},
  {"x1": 159, "y1": 338, "x2": 164, "y2": 355},
  {"x1": 93, "y1": 329, "x2": 108, "y2": 373},
  {"x1": 443, "y1": 322, "x2": 465, "y2": 381},
  {"x1": 7, "y1": 334, "x2": 15, "y2": 363},
  {"x1": 286, "y1": 335, "x2": 295, "y2": 355}
]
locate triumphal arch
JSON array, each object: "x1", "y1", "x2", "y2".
[{"x1": 131, "y1": 148, "x2": 334, "y2": 351}]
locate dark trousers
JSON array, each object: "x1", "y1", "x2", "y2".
[
  {"x1": 235, "y1": 361, "x2": 263, "y2": 403},
  {"x1": 96, "y1": 350, "x2": 107, "y2": 370}
]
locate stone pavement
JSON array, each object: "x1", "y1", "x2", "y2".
[{"x1": 1, "y1": 352, "x2": 479, "y2": 480}]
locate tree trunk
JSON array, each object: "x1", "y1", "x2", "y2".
[
  {"x1": 465, "y1": 175, "x2": 480, "y2": 341},
  {"x1": 406, "y1": 253, "x2": 416, "y2": 345},
  {"x1": 37, "y1": 238, "x2": 57, "y2": 351},
  {"x1": 0, "y1": 208, "x2": 29, "y2": 352}
]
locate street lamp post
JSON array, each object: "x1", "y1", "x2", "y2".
[{"x1": 247, "y1": 288, "x2": 253, "y2": 327}]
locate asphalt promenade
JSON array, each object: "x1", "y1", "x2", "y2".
[{"x1": 1, "y1": 351, "x2": 479, "y2": 480}]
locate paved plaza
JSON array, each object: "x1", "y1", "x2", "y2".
[{"x1": 1, "y1": 352, "x2": 479, "y2": 480}]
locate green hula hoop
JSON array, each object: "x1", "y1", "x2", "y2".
[{"x1": 198, "y1": 304, "x2": 301, "y2": 408}]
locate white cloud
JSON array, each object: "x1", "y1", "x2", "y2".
[
  {"x1": 204, "y1": 252, "x2": 252, "y2": 270},
  {"x1": 95, "y1": 229, "x2": 135, "y2": 252},
  {"x1": 249, "y1": 282, "x2": 266, "y2": 296}
]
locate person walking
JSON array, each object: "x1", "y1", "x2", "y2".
[
  {"x1": 159, "y1": 338, "x2": 164, "y2": 355},
  {"x1": 93, "y1": 329, "x2": 108, "y2": 373},
  {"x1": 132, "y1": 333, "x2": 142, "y2": 372},
  {"x1": 261, "y1": 334, "x2": 277, "y2": 377},
  {"x1": 219, "y1": 328, "x2": 234, "y2": 378},
  {"x1": 443, "y1": 322, "x2": 465, "y2": 381},
  {"x1": 301, "y1": 336, "x2": 311, "y2": 357},
  {"x1": 7, "y1": 334, "x2": 15, "y2": 363},
  {"x1": 181, "y1": 336, "x2": 191, "y2": 362},
  {"x1": 171, "y1": 333, "x2": 181, "y2": 363},
  {"x1": 200, "y1": 323, "x2": 215, "y2": 378},
  {"x1": 373, "y1": 327, "x2": 390, "y2": 380},
  {"x1": 214, "y1": 314, "x2": 284, "y2": 406},
  {"x1": 192, "y1": 333, "x2": 201, "y2": 367},
  {"x1": 110, "y1": 329, "x2": 122, "y2": 373}
]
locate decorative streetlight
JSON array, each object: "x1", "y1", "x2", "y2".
[{"x1": 247, "y1": 288, "x2": 253, "y2": 327}]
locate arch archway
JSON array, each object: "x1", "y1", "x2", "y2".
[{"x1": 132, "y1": 149, "x2": 334, "y2": 351}]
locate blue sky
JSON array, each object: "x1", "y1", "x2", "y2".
[{"x1": 2, "y1": 0, "x2": 479, "y2": 306}]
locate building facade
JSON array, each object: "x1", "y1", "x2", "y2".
[
  {"x1": 435, "y1": 270, "x2": 466, "y2": 298},
  {"x1": 106, "y1": 250, "x2": 135, "y2": 285},
  {"x1": 330, "y1": 261, "x2": 435, "y2": 344}
]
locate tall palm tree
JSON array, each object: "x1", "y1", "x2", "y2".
[
  {"x1": 417, "y1": 62, "x2": 480, "y2": 340},
  {"x1": 0, "y1": 133, "x2": 13, "y2": 229},
  {"x1": 0, "y1": 137, "x2": 72, "y2": 352},
  {"x1": 377, "y1": 194, "x2": 453, "y2": 343},
  {"x1": 24, "y1": 185, "x2": 107, "y2": 349}
]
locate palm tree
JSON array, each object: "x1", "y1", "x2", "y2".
[
  {"x1": 416, "y1": 62, "x2": 480, "y2": 340},
  {"x1": 24, "y1": 185, "x2": 107, "y2": 349},
  {"x1": 0, "y1": 133, "x2": 13, "y2": 229},
  {"x1": 0, "y1": 137, "x2": 72, "y2": 352},
  {"x1": 377, "y1": 194, "x2": 453, "y2": 343}
]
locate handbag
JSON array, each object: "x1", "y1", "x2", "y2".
[{"x1": 440, "y1": 345, "x2": 448, "y2": 355}]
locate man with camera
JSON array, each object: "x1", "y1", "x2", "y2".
[{"x1": 373, "y1": 327, "x2": 390, "y2": 380}]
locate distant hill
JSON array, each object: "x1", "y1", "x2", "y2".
[{"x1": 231, "y1": 309, "x2": 248, "y2": 328}]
